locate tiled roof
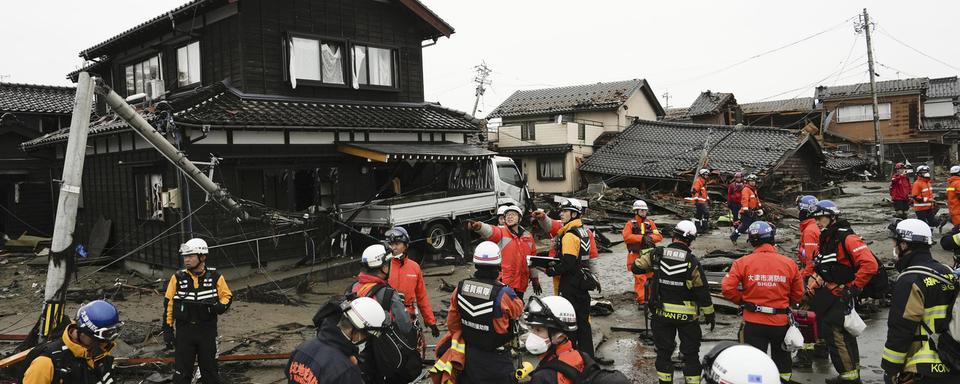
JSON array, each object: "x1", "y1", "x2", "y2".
[
  {"x1": 740, "y1": 97, "x2": 815, "y2": 114},
  {"x1": 824, "y1": 155, "x2": 871, "y2": 173},
  {"x1": 922, "y1": 116, "x2": 960, "y2": 132},
  {"x1": 815, "y1": 77, "x2": 929, "y2": 100},
  {"x1": 928, "y1": 76, "x2": 960, "y2": 99},
  {"x1": 498, "y1": 144, "x2": 573, "y2": 156},
  {"x1": 579, "y1": 120, "x2": 820, "y2": 180},
  {"x1": 487, "y1": 79, "x2": 647, "y2": 119},
  {"x1": 662, "y1": 107, "x2": 692, "y2": 122},
  {"x1": 0, "y1": 82, "x2": 76, "y2": 114},
  {"x1": 687, "y1": 91, "x2": 735, "y2": 116},
  {"x1": 22, "y1": 82, "x2": 480, "y2": 149}
]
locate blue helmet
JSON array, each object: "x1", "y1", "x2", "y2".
[
  {"x1": 811, "y1": 200, "x2": 841, "y2": 218},
  {"x1": 385, "y1": 226, "x2": 410, "y2": 244},
  {"x1": 796, "y1": 195, "x2": 819, "y2": 219},
  {"x1": 747, "y1": 221, "x2": 776, "y2": 246},
  {"x1": 76, "y1": 300, "x2": 123, "y2": 341}
]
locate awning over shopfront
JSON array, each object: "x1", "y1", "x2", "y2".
[{"x1": 337, "y1": 142, "x2": 495, "y2": 163}]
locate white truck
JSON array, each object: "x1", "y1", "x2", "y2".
[{"x1": 338, "y1": 156, "x2": 529, "y2": 256}]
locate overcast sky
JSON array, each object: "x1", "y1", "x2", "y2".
[{"x1": 3, "y1": 1, "x2": 958, "y2": 117}]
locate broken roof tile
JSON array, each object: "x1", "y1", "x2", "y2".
[
  {"x1": 687, "y1": 91, "x2": 735, "y2": 116},
  {"x1": 487, "y1": 79, "x2": 648, "y2": 119},
  {"x1": 740, "y1": 97, "x2": 815, "y2": 115}
]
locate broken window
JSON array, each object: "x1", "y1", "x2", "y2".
[
  {"x1": 125, "y1": 55, "x2": 162, "y2": 96},
  {"x1": 135, "y1": 172, "x2": 164, "y2": 221},
  {"x1": 521, "y1": 122, "x2": 536, "y2": 141},
  {"x1": 352, "y1": 44, "x2": 395, "y2": 88},
  {"x1": 837, "y1": 103, "x2": 891, "y2": 122},
  {"x1": 289, "y1": 36, "x2": 346, "y2": 87},
  {"x1": 537, "y1": 156, "x2": 565, "y2": 181},
  {"x1": 176, "y1": 41, "x2": 201, "y2": 87}
]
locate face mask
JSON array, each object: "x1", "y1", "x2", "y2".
[{"x1": 524, "y1": 332, "x2": 550, "y2": 355}]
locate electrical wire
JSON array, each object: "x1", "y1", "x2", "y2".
[
  {"x1": 875, "y1": 25, "x2": 960, "y2": 72},
  {"x1": 0, "y1": 202, "x2": 51, "y2": 237}
]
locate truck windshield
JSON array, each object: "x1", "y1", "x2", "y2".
[
  {"x1": 497, "y1": 162, "x2": 523, "y2": 187},
  {"x1": 447, "y1": 161, "x2": 494, "y2": 191}
]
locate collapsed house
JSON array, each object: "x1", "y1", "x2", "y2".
[{"x1": 579, "y1": 119, "x2": 825, "y2": 202}]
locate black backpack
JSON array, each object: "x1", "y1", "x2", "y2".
[
  {"x1": 823, "y1": 230, "x2": 890, "y2": 299},
  {"x1": 365, "y1": 286, "x2": 424, "y2": 383},
  {"x1": 534, "y1": 352, "x2": 630, "y2": 384}
]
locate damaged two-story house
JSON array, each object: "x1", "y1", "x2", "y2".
[
  {"x1": 487, "y1": 79, "x2": 664, "y2": 194},
  {"x1": 22, "y1": 0, "x2": 484, "y2": 275}
]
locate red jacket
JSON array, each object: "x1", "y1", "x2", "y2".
[
  {"x1": 740, "y1": 185, "x2": 760, "y2": 212},
  {"x1": 476, "y1": 223, "x2": 538, "y2": 293},
  {"x1": 529, "y1": 340, "x2": 584, "y2": 384},
  {"x1": 797, "y1": 218, "x2": 820, "y2": 274},
  {"x1": 722, "y1": 244, "x2": 804, "y2": 326},
  {"x1": 387, "y1": 256, "x2": 436, "y2": 326},
  {"x1": 812, "y1": 227, "x2": 879, "y2": 295},
  {"x1": 912, "y1": 178, "x2": 934, "y2": 212},
  {"x1": 727, "y1": 182, "x2": 744, "y2": 205},
  {"x1": 691, "y1": 176, "x2": 709, "y2": 204},
  {"x1": 889, "y1": 173, "x2": 911, "y2": 201},
  {"x1": 540, "y1": 217, "x2": 598, "y2": 259}
]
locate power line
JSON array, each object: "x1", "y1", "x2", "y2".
[{"x1": 875, "y1": 25, "x2": 959, "y2": 72}]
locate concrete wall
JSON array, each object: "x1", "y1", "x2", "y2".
[{"x1": 515, "y1": 149, "x2": 589, "y2": 194}]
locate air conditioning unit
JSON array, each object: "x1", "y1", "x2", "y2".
[{"x1": 146, "y1": 79, "x2": 165, "y2": 101}]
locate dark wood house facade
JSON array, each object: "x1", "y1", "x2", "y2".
[{"x1": 23, "y1": 0, "x2": 481, "y2": 274}]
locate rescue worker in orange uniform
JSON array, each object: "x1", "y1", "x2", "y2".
[
  {"x1": 731, "y1": 174, "x2": 762, "y2": 244},
  {"x1": 534, "y1": 205, "x2": 599, "y2": 296},
  {"x1": 722, "y1": 221, "x2": 804, "y2": 383},
  {"x1": 525, "y1": 296, "x2": 586, "y2": 384},
  {"x1": 384, "y1": 227, "x2": 440, "y2": 338},
  {"x1": 946, "y1": 165, "x2": 960, "y2": 228},
  {"x1": 441, "y1": 241, "x2": 524, "y2": 383},
  {"x1": 691, "y1": 168, "x2": 711, "y2": 233},
  {"x1": 467, "y1": 204, "x2": 542, "y2": 298},
  {"x1": 911, "y1": 165, "x2": 936, "y2": 226},
  {"x1": 622, "y1": 199, "x2": 663, "y2": 308},
  {"x1": 808, "y1": 200, "x2": 878, "y2": 384},
  {"x1": 796, "y1": 195, "x2": 821, "y2": 273}
]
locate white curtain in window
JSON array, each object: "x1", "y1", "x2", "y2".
[
  {"x1": 292, "y1": 37, "x2": 321, "y2": 84},
  {"x1": 367, "y1": 47, "x2": 392, "y2": 86},
  {"x1": 352, "y1": 46, "x2": 366, "y2": 89},
  {"x1": 187, "y1": 42, "x2": 200, "y2": 84},
  {"x1": 321, "y1": 43, "x2": 344, "y2": 84},
  {"x1": 540, "y1": 158, "x2": 563, "y2": 179}
]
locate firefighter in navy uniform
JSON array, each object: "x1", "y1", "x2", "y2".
[
  {"x1": 632, "y1": 220, "x2": 716, "y2": 384},
  {"x1": 882, "y1": 219, "x2": 960, "y2": 384},
  {"x1": 19, "y1": 300, "x2": 123, "y2": 384},
  {"x1": 445, "y1": 240, "x2": 524, "y2": 383},
  {"x1": 807, "y1": 200, "x2": 878, "y2": 384},
  {"x1": 163, "y1": 238, "x2": 232, "y2": 384},
  {"x1": 543, "y1": 198, "x2": 598, "y2": 358}
]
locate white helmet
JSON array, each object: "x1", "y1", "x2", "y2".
[
  {"x1": 951, "y1": 165, "x2": 960, "y2": 175},
  {"x1": 917, "y1": 165, "x2": 930, "y2": 173},
  {"x1": 499, "y1": 204, "x2": 523, "y2": 217},
  {"x1": 344, "y1": 296, "x2": 386, "y2": 335},
  {"x1": 180, "y1": 238, "x2": 209, "y2": 256},
  {"x1": 523, "y1": 295, "x2": 577, "y2": 332},
  {"x1": 672, "y1": 220, "x2": 697, "y2": 241},
  {"x1": 632, "y1": 200, "x2": 648, "y2": 211},
  {"x1": 559, "y1": 198, "x2": 583, "y2": 215},
  {"x1": 473, "y1": 241, "x2": 502, "y2": 266},
  {"x1": 698, "y1": 168, "x2": 710, "y2": 176},
  {"x1": 704, "y1": 344, "x2": 781, "y2": 384},
  {"x1": 889, "y1": 218, "x2": 933, "y2": 245},
  {"x1": 360, "y1": 244, "x2": 394, "y2": 268}
]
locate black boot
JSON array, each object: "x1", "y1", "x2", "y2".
[{"x1": 792, "y1": 349, "x2": 812, "y2": 368}]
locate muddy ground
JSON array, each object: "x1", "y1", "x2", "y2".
[{"x1": 0, "y1": 181, "x2": 954, "y2": 383}]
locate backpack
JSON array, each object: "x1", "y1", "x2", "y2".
[
  {"x1": 366, "y1": 286, "x2": 424, "y2": 383},
  {"x1": 896, "y1": 266, "x2": 960, "y2": 371},
  {"x1": 534, "y1": 351, "x2": 630, "y2": 384}
]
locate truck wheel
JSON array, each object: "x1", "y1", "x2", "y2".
[{"x1": 424, "y1": 222, "x2": 450, "y2": 253}]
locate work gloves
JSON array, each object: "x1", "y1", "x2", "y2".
[
  {"x1": 841, "y1": 285, "x2": 862, "y2": 304},
  {"x1": 429, "y1": 324, "x2": 441, "y2": 338},
  {"x1": 162, "y1": 325, "x2": 176, "y2": 350},
  {"x1": 703, "y1": 313, "x2": 716, "y2": 332},
  {"x1": 213, "y1": 302, "x2": 229, "y2": 315},
  {"x1": 465, "y1": 220, "x2": 482, "y2": 232},
  {"x1": 641, "y1": 235, "x2": 655, "y2": 248},
  {"x1": 531, "y1": 279, "x2": 543, "y2": 296}
]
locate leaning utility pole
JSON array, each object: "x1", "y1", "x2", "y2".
[
  {"x1": 858, "y1": 8, "x2": 884, "y2": 177},
  {"x1": 39, "y1": 72, "x2": 95, "y2": 341},
  {"x1": 471, "y1": 62, "x2": 492, "y2": 117}
]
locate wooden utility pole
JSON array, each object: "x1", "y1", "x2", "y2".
[
  {"x1": 859, "y1": 8, "x2": 884, "y2": 177},
  {"x1": 471, "y1": 62, "x2": 492, "y2": 117},
  {"x1": 39, "y1": 72, "x2": 94, "y2": 340}
]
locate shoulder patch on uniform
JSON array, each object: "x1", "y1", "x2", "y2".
[{"x1": 662, "y1": 248, "x2": 687, "y2": 261}]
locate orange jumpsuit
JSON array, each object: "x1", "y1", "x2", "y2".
[
  {"x1": 622, "y1": 216, "x2": 663, "y2": 304},
  {"x1": 797, "y1": 218, "x2": 820, "y2": 275},
  {"x1": 947, "y1": 175, "x2": 960, "y2": 225},
  {"x1": 740, "y1": 184, "x2": 760, "y2": 213},
  {"x1": 691, "y1": 176, "x2": 709, "y2": 203},
  {"x1": 911, "y1": 177, "x2": 934, "y2": 212},
  {"x1": 387, "y1": 256, "x2": 436, "y2": 326}
]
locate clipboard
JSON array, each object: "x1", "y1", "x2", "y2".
[{"x1": 527, "y1": 255, "x2": 558, "y2": 269}]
